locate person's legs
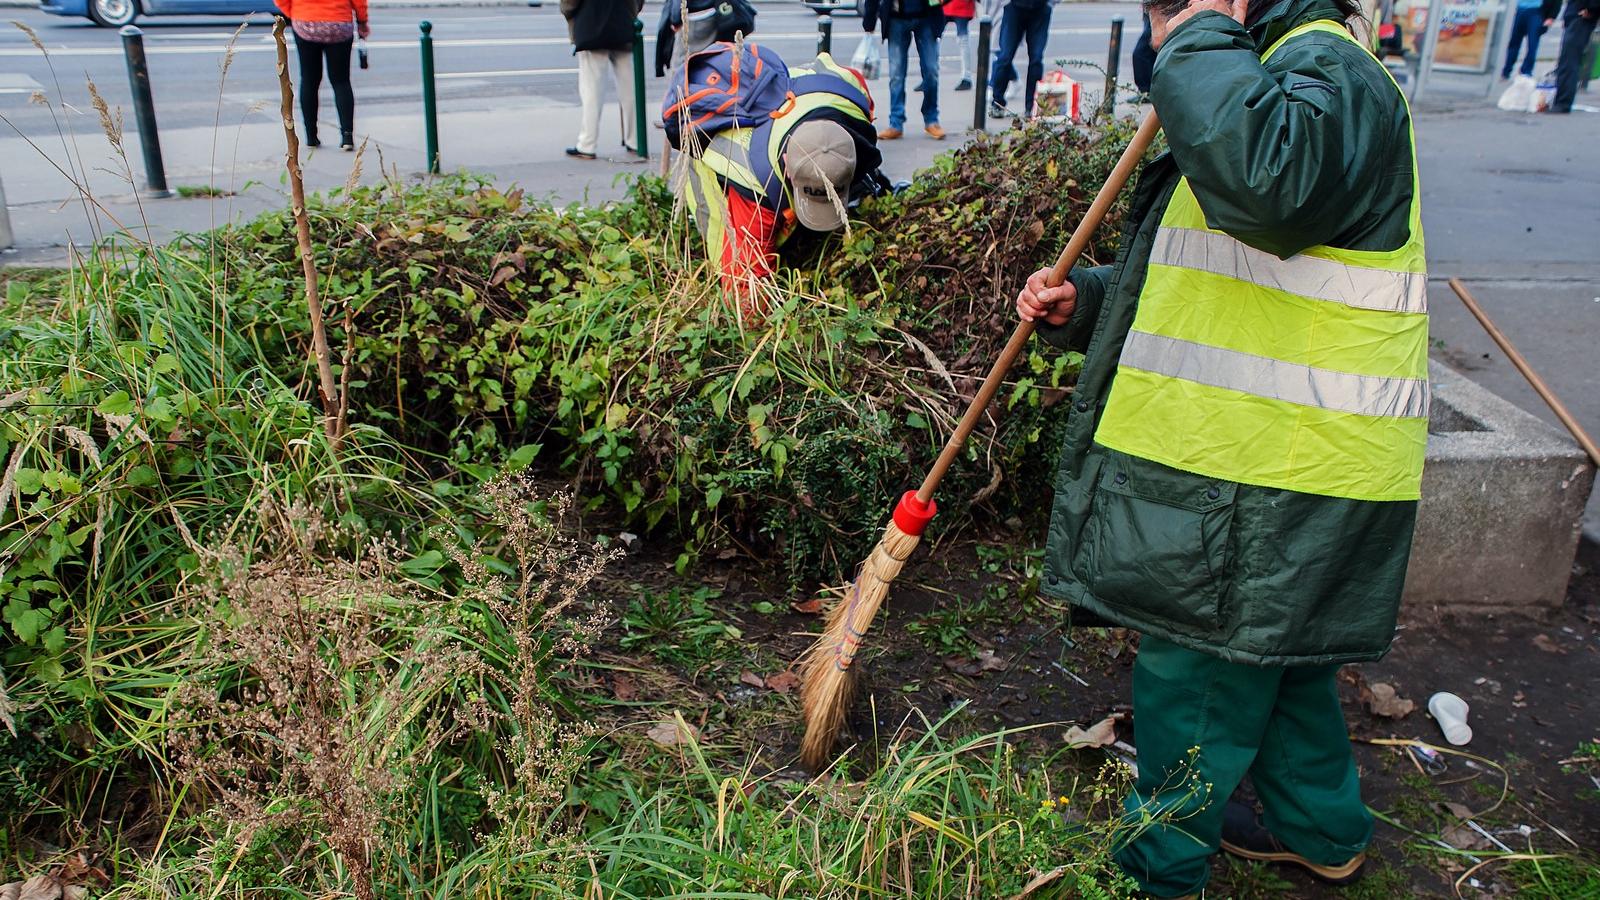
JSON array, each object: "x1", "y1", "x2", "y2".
[
  {"x1": 1521, "y1": 9, "x2": 1547, "y2": 76},
  {"x1": 1021, "y1": 2, "x2": 1052, "y2": 116},
  {"x1": 322, "y1": 37, "x2": 355, "y2": 141},
  {"x1": 886, "y1": 18, "x2": 912, "y2": 130},
  {"x1": 914, "y1": 15, "x2": 941, "y2": 125},
  {"x1": 1551, "y1": 11, "x2": 1597, "y2": 112},
  {"x1": 575, "y1": 49, "x2": 606, "y2": 154},
  {"x1": 609, "y1": 48, "x2": 636, "y2": 150},
  {"x1": 989, "y1": 5, "x2": 1025, "y2": 107},
  {"x1": 295, "y1": 35, "x2": 325, "y2": 145},
  {"x1": 1503, "y1": 9, "x2": 1528, "y2": 77},
  {"x1": 1112, "y1": 636, "x2": 1283, "y2": 898},
  {"x1": 954, "y1": 17, "x2": 972, "y2": 82}
]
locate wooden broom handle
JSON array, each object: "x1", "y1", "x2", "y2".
[
  {"x1": 915, "y1": 111, "x2": 1163, "y2": 504},
  {"x1": 1448, "y1": 278, "x2": 1600, "y2": 467}
]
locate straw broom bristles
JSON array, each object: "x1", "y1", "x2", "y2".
[
  {"x1": 795, "y1": 112, "x2": 1165, "y2": 772},
  {"x1": 799, "y1": 518, "x2": 921, "y2": 770}
]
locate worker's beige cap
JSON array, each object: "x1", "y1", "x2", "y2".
[{"x1": 785, "y1": 119, "x2": 857, "y2": 232}]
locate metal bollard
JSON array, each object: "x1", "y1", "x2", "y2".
[
  {"x1": 420, "y1": 21, "x2": 440, "y2": 174},
  {"x1": 0, "y1": 170, "x2": 12, "y2": 250},
  {"x1": 817, "y1": 14, "x2": 833, "y2": 56},
  {"x1": 1103, "y1": 16, "x2": 1123, "y2": 118},
  {"x1": 119, "y1": 26, "x2": 171, "y2": 198},
  {"x1": 632, "y1": 18, "x2": 649, "y2": 159},
  {"x1": 973, "y1": 15, "x2": 992, "y2": 132}
]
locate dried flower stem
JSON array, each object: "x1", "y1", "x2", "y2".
[{"x1": 273, "y1": 17, "x2": 342, "y2": 443}]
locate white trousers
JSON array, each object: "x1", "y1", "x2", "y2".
[{"x1": 576, "y1": 48, "x2": 636, "y2": 156}]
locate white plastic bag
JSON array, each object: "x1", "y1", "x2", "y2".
[
  {"x1": 851, "y1": 34, "x2": 882, "y2": 80},
  {"x1": 1033, "y1": 70, "x2": 1082, "y2": 123},
  {"x1": 1530, "y1": 71, "x2": 1556, "y2": 112},
  {"x1": 1497, "y1": 74, "x2": 1535, "y2": 111}
]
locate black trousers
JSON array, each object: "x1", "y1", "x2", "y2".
[
  {"x1": 295, "y1": 34, "x2": 355, "y2": 140},
  {"x1": 1551, "y1": 8, "x2": 1596, "y2": 112}
]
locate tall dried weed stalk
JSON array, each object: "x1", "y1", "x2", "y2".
[
  {"x1": 170, "y1": 505, "x2": 486, "y2": 900},
  {"x1": 453, "y1": 481, "x2": 621, "y2": 867},
  {"x1": 170, "y1": 478, "x2": 620, "y2": 896}
]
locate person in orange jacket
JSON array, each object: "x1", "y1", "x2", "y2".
[{"x1": 275, "y1": 0, "x2": 369, "y2": 150}]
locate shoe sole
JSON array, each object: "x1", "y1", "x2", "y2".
[{"x1": 1220, "y1": 841, "x2": 1365, "y2": 884}]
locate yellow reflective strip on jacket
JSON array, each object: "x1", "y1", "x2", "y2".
[
  {"x1": 687, "y1": 157, "x2": 729, "y2": 251},
  {"x1": 698, "y1": 128, "x2": 764, "y2": 198},
  {"x1": 1136, "y1": 263, "x2": 1430, "y2": 379},
  {"x1": 1101, "y1": 368, "x2": 1428, "y2": 502},
  {"x1": 1093, "y1": 19, "x2": 1430, "y2": 502}
]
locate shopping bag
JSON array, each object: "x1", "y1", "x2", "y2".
[
  {"x1": 1033, "y1": 70, "x2": 1081, "y2": 122},
  {"x1": 851, "y1": 34, "x2": 883, "y2": 80},
  {"x1": 1496, "y1": 74, "x2": 1534, "y2": 111}
]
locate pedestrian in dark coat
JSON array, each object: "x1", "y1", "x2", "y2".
[
  {"x1": 1549, "y1": 0, "x2": 1600, "y2": 111},
  {"x1": 561, "y1": 0, "x2": 644, "y2": 158}
]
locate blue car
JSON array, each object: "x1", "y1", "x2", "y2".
[{"x1": 40, "y1": 0, "x2": 273, "y2": 28}]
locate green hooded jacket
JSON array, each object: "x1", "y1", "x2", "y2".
[{"x1": 1036, "y1": 0, "x2": 1422, "y2": 666}]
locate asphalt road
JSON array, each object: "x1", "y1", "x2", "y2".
[{"x1": 0, "y1": 2, "x2": 1136, "y2": 134}]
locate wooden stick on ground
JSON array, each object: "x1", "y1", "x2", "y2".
[{"x1": 1447, "y1": 278, "x2": 1599, "y2": 467}]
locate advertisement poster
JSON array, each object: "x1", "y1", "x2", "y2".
[{"x1": 1406, "y1": 0, "x2": 1503, "y2": 71}]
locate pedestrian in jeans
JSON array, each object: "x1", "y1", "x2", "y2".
[
  {"x1": 275, "y1": 0, "x2": 369, "y2": 150},
  {"x1": 988, "y1": 0, "x2": 1053, "y2": 118},
  {"x1": 943, "y1": 0, "x2": 976, "y2": 91},
  {"x1": 562, "y1": 0, "x2": 643, "y2": 159},
  {"x1": 1503, "y1": 0, "x2": 1559, "y2": 78},
  {"x1": 863, "y1": 0, "x2": 946, "y2": 139},
  {"x1": 1549, "y1": 0, "x2": 1599, "y2": 111}
]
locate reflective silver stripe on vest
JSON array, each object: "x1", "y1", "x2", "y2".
[
  {"x1": 1150, "y1": 226, "x2": 1428, "y2": 315},
  {"x1": 1119, "y1": 330, "x2": 1430, "y2": 418}
]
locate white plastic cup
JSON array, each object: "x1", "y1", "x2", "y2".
[{"x1": 1427, "y1": 692, "x2": 1473, "y2": 746}]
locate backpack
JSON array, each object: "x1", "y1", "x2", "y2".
[{"x1": 662, "y1": 41, "x2": 794, "y2": 152}]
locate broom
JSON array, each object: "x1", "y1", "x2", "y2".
[{"x1": 798, "y1": 111, "x2": 1164, "y2": 771}]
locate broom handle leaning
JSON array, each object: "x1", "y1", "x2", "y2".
[
  {"x1": 915, "y1": 111, "x2": 1163, "y2": 504},
  {"x1": 1448, "y1": 278, "x2": 1600, "y2": 467}
]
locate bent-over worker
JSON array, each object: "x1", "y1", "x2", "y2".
[{"x1": 667, "y1": 46, "x2": 885, "y2": 315}]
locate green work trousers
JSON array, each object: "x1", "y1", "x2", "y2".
[{"x1": 1112, "y1": 636, "x2": 1372, "y2": 897}]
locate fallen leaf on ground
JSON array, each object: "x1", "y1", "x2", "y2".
[
  {"x1": 0, "y1": 875, "x2": 62, "y2": 900},
  {"x1": 1012, "y1": 867, "x2": 1065, "y2": 898},
  {"x1": 943, "y1": 649, "x2": 1009, "y2": 678},
  {"x1": 1360, "y1": 682, "x2": 1415, "y2": 719},
  {"x1": 764, "y1": 670, "x2": 801, "y2": 694},
  {"x1": 1441, "y1": 822, "x2": 1491, "y2": 851},
  {"x1": 739, "y1": 670, "x2": 765, "y2": 689},
  {"x1": 1064, "y1": 714, "x2": 1123, "y2": 749},
  {"x1": 1532, "y1": 633, "x2": 1564, "y2": 654},
  {"x1": 791, "y1": 597, "x2": 825, "y2": 615},
  {"x1": 611, "y1": 673, "x2": 639, "y2": 701},
  {"x1": 646, "y1": 719, "x2": 701, "y2": 748}
]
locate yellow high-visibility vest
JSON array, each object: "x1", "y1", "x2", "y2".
[{"x1": 1094, "y1": 20, "x2": 1428, "y2": 502}]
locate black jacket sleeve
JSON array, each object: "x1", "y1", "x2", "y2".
[
  {"x1": 1151, "y1": 12, "x2": 1404, "y2": 258},
  {"x1": 863, "y1": 0, "x2": 880, "y2": 34},
  {"x1": 1541, "y1": 0, "x2": 1561, "y2": 19}
]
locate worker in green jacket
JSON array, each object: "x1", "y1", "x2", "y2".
[{"x1": 1016, "y1": 0, "x2": 1426, "y2": 894}]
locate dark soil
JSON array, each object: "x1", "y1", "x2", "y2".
[{"x1": 592, "y1": 525, "x2": 1600, "y2": 898}]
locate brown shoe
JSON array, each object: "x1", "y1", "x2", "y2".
[
  {"x1": 925, "y1": 123, "x2": 946, "y2": 139},
  {"x1": 878, "y1": 127, "x2": 904, "y2": 140},
  {"x1": 1220, "y1": 801, "x2": 1366, "y2": 884}
]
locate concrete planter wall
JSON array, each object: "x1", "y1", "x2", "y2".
[{"x1": 1405, "y1": 361, "x2": 1596, "y2": 613}]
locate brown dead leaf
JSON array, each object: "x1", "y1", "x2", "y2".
[
  {"x1": 1012, "y1": 866, "x2": 1066, "y2": 898},
  {"x1": 646, "y1": 719, "x2": 700, "y2": 748},
  {"x1": 1360, "y1": 682, "x2": 1415, "y2": 719},
  {"x1": 611, "y1": 673, "x2": 639, "y2": 701},
  {"x1": 764, "y1": 670, "x2": 801, "y2": 695},
  {"x1": 943, "y1": 649, "x2": 1009, "y2": 678},
  {"x1": 1064, "y1": 714, "x2": 1123, "y2": 749},
  {"x1": 0, "y1": 875, "x2": 63, "y2": 900},
  {"x1": 489, "y1": 265, "x2": 519, "y2": 287},
  {"x1": 1441, "y1": 822, "x2": 1491, "y2": 851},
  {"x1": 1532, "y1": 633, "x2": 1564, "y2": 654},
  {"x1": 791, "y1": 597, "x2": 825, "y2": 615},
  {"x1": 739, "y1": 670, "x2": 765, "y2": 689}
]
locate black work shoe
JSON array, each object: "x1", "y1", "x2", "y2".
[
  {"x1": 565, "y1": 147, "x2": 597, "y2": 160},
  {"x1": 954, "y1": 77, "x2": 973, "y2": 91},
  {"x1": 1220, "y1": 801, "x2": 1365, "y2": 885}
]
